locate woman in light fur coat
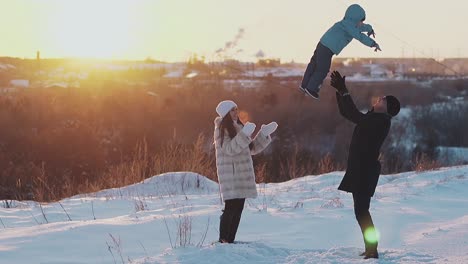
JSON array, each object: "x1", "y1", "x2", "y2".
[{"x1": 214, "y1": 100, "x2": 278, "y2": 243}]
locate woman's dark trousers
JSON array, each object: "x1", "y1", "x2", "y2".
[{"x1": 219, "y1": 198, "x2": 245, "y2": 243}]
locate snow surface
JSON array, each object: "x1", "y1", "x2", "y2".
[
  {"x1": 0, "y1": 64, "x2": 16, "y2": 70},
  {"x1": 245, "y1": 68, "x2": 303, "y2": 78},
  {"x1": 1, "y1": 168, "x2": 468, "y2": 264}
]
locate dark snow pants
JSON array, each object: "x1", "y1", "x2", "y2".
[
  {"x1": 219, "y1": 198, "x2": 245, "y2": 243},
  {"x1": 301, "y1": 42, "x2": 334, "y2": 93},
  {"x1": 353, "y1": 193, "x2": 378, "y2": 252}
]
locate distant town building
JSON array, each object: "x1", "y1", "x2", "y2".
[
  {"x1": 257, "y1": 58, "x2": 281, "y2": 67},
  {"x1": 10, "y1": 79, "x2": 30, "y2": 88}
]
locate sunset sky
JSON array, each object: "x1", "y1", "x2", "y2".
[{"x1": 1, "y1": 0, "x2": 467, "y2": 62}]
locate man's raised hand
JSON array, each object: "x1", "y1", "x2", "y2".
[{"x1": 330, "y1": 71, "x2": 349, "y2": 95}]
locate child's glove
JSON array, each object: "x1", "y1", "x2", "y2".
[
  {"x1": 241, "y1": 122, "x2": 256, "y2": 137},
  {"x1": 260, "y1": 122, "x2": 278, "y2": 137},
  {"x1": 330, "y1": 71, "x2": 349, "y2": 95},
  {"x1": 372, "y1": 42, "x2": 382, "y2": 52},
  {"x1": 367, "y1": 30, "x2": 375, "y2": 38}
]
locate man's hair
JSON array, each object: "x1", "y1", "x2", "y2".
[{"x1": 385, "y1": 95, "x2": 400, "y2": 117}]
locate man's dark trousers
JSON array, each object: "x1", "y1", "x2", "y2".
[{"x1": 353, "y1": 193, "x2": 378, "y2": 253}]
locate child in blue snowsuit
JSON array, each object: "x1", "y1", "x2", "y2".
[{"x1": 300, "y1": 4, "x2": 381, "y2": 99}]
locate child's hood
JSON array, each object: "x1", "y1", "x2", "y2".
[{"x1": 343, "y1": 4, "x2": 366, "y2": 24}]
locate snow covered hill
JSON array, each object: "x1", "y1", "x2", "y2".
[{"x1": 1, "y1": 167, "x2": 468, "y2": 264}]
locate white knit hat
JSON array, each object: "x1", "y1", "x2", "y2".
[{"x1": 216, "y1": 100, "x2": 237, "y2": 118}]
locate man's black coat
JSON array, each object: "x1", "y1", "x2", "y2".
[{"x1": 336, "y1": 93, "x2": 391, "y2": 197}]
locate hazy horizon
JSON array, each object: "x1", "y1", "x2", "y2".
[{"x1": 2, "y1": 56, "x2": 467, "y2": 63}]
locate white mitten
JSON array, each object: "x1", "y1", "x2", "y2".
[
  {"x1": 260, "y1": 122, "x2": 278, "y2": 137},
  {"x1": 241, "y1": 122, "x2": 256, "y2": 137}
]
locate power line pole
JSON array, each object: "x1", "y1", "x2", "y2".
[{"x1": 36, "y1": 50, "x2": 41, "y2": 70}]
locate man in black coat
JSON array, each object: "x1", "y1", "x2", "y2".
[{"x1": 330, "y1": 71, "x2": 400, "y2": 259}]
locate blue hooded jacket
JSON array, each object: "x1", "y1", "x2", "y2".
[{"x1": 320, "y1": 4, "x2": 376, "y2": 55}]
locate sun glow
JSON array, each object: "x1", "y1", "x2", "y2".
[{"x1": 49, "y1": 1, "x2": 137, "y2": 58}]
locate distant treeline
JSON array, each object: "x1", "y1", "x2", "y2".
[{"x1": 0, "y1": 76, "x2": 467, "y2": 201}]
